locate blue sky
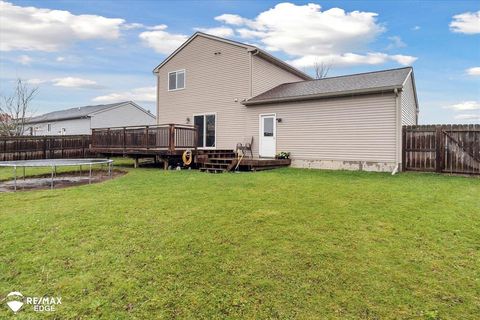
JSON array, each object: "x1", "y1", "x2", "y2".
[{"x1": 0, "y1": 0, "x2": 479, "y2": 123}]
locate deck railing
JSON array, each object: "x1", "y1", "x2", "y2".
[{"x1": 91, "y1": 124, "x2": 197, "y2": 153}]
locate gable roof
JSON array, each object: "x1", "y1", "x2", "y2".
[
  {"x1": 244, "y1": 67, "x2": 414, "y2": 106},
  {"x1": 27, "y1": 101, "x2": 154, "y2": 124},
  {"x1": 152, "y1": 32, "x2": 312, "y2": 80}
]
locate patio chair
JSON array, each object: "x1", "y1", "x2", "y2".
[{"x1": 236, "y1": 136, "x2": 254, "y2": 158}]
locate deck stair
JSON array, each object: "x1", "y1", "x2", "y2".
[{"x1": 197, "y1": 149, "x2": 237, "y2": 173}]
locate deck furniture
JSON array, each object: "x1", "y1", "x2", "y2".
[{"x1": 236, "y1": 136, "x2": 254, "y2": 158}]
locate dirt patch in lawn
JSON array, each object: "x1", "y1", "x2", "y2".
[{"x1": 0, "y1": 169, "x2": 126, "y2": 192}]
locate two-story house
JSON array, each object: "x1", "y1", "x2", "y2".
[{"x1": 154, "y1": 32, "x2": 418, "y2": 172}]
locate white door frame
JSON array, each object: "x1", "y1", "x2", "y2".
[
  {"x1": 193, "y1": 112, "x2": 217, "y2": 149},
  {"x1": 259, "y1": 113, "x2": 276, "y2": 158}
]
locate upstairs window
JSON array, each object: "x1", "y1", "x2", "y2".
[{"x1": 168, "y1": 70, "x2": 185, "y2": 91}]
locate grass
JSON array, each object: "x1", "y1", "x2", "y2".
[{"x1": 0, "y1": 163, "x2": 479, "y2": 319}]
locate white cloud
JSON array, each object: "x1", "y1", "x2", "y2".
[
  {"x1": 386, "y1": 36, "x2": 406, "y2": 50},
  {"x1": 412, "y1": 26, "x2": 421, "y2": 31},
  {"x1": 139, "y1": 25, "x2": 188, "y2": 54},
  {"x1": 466, "y1": 67, "x2": 480, "y2": 76},
  {"x1": 445, "y1": 101, "x2": 480, "y2": 111},
  {"x1": 0, "y1": 0, "x2": 125, "y2": 51},
  {"x1": 122, "y1": 22, "x2": 145, "y2": 30},
  {"x1": 92, "y1": 86, "x2": 156, "y2": 103},
  {"x1": 16, "y1": 54, "x2": 32, "y2": 65},
  {"x1": 56, "y1": 56, "x2": 65, "y2": 62},
  {"x1": 52, "y1": 77, "x2": 102, "y2": 89},
  {"x1": 450, "y1": 11, "x2": 480, "y2": 34},
  {"x1": 215, "y1": 14, "x2": 252, "y2": 26},
  {"x1": 289, "y1": 53, "x2": 417, "y2": 68},
  {"x1": 26, "y1": 78, "x2": 46, "y2": 85},
  {"x1": 194, "y1": 27, "x2": 234, "y2": 37},
  {"x1": 218, "y1": 3, "x2": 384, "y2": 56},
  {"x1": 454, "y1": 114, "x2": 480, "y2": 122},
  {"x1": 215, "y1": 3, "x2": 417, "y2": 68}
]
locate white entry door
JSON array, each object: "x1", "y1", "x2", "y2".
[{"x1": 259, "y1": 114, "x2": 276, "y2": 157}]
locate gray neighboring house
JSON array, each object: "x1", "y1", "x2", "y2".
[
  {"x1": 155, "y1": 32, "x2": 419, "y2": 172},
  {"x1": 26, "y1": 101, "x2": 156, "y2": 136}
]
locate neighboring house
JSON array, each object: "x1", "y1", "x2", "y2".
[
  {"x1": 154, "y1": 32, "x2": 419, "y2": 172},
  {"x1": 26, "y1": 101, "x2": 156, "y2": 136}
]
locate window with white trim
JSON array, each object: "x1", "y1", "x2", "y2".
[
  {"x1": 168, "y1": 70, "x2": 185, "y2": 91},
  {"x1": 47, "y1": 123, "x2": 51, "y2": 132}
]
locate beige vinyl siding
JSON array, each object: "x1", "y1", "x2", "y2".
[
  {"x1": 246, "y1": 93, "x2": 397, "y2": 162},
  {"x1": 157, "y1": 35, "x2": 309, "y2": 150},
  {"x1": 401, "y1": 74, "x2": 417, "y2": 125},
  {"x1": 157, "y1": 36, "x2": 250, "y2": 149},
  {"x1": 251, "y1": 55, "x2": 304, "y2": 96}
]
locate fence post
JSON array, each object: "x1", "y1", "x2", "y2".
[
  {"x1": 401, "y1": 126, "x2": 406, "y2": 171},
  {"x1": 82, "y1": 135, "x2": 86, "y2": 158},
  {"x1": 435, "y1": 126, "x2": 444, "y2": 173},
  {"x1": 123, "y1": 127, "x2": 126, "y2": 151},
  {"x1": 43, "y1": 137, "x2": 47, "y2": 159},
  {"x1": 145, "y1": 126, "x2": 149, "y2": 149}
]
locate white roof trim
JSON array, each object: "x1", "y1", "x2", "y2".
[
  {"x1": 401, "y1": 69, "x2": 420, "y2": 113},
  {"x1": 89, "y1": 101, "x2": 155, "y2": 119}
]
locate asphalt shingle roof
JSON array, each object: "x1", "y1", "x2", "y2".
[
  {"x1": 245, "y1": 67, "x2": 413, "y2": 105},
  {"x1": 27, "y1": 102, "x2": 130, "y2": 123}
]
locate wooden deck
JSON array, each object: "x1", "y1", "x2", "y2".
[
  {"x1": 237, "y1": 158, "x2": 291, "y2": 171},
  {"x1": 196, "y1": 150, "x2": 291, "y2": 173},
  {"x1": 91, "y1": 124, "x2": 197, "y2": 157},
  {"x1": 91, "y1": 127, "x2": 291, "y2": 172}
]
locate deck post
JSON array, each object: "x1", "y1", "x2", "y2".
[
  {"x1": 193, "y1": 124, "x2": 198, "y2": 151},
  {"x1": 169, "y1": 124, "x2": 175, "y2": 153}
]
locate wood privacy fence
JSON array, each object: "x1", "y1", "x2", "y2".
[
  {"x1": 403, "y1": 124, "x2": 480, "y2": 175},
  {"x1": 0, "y1": 135, "x2": 92, "y2": 161}
]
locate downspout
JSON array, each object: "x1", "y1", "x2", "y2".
[
  {"x1": 249, "y1": 51, "x2": 253, "y2": 97},
  {"x1": 156, "y1": 73, "x2": 160, "y2": 124},
  {"x1": 392, "y1": 88, "x2": 401, "y2": 175}
]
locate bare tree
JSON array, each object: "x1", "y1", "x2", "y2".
[
  {"x1": 313, "y1": 60, "x2": 331, "y2": 79},
  {"x1": 0, "y1": 78, "x2": 38, "y2": 136}
]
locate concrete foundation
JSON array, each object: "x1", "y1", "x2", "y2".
[{"x1": 291, "y1": 159, "x2": 397, "y2": 172}]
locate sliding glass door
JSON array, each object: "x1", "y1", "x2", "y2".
[{"x1": 194, "y1": 114, "x2": 216, "y2": 148}]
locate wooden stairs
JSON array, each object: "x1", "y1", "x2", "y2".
[{"x1": 197, "y1": 149, "x2": 238, "y2": 173}]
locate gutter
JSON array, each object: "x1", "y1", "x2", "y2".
[
  {"x1": 26, "y1": 116, "x2": 89, "y2": 125},
  {"x1": 243, "y1": 86, "x2": 403, "y2": 106}
]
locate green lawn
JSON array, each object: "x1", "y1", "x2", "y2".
[{"x1": 0, "y1": 163, "x2": 479, "y2": 319}]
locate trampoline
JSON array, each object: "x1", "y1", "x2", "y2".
[{"x1": 0, "y1": 158, "x2": 113, "y2": 191}]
